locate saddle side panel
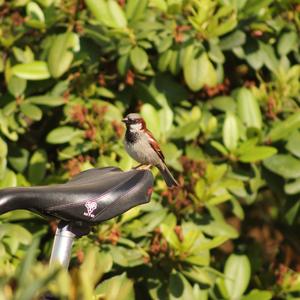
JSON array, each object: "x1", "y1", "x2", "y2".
[
  {"x1": 0, "y1": 168, "x2": 154, "y2": 224},
  {"x1": 46, "y1": 171, "x2": 154, "y2": 223}
]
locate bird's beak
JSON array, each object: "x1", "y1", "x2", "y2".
[{"x1": 122, "y1": 117, "x2": 128, "y2": 123}]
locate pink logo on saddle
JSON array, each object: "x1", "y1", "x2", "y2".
[{"x1": 83, "y1": 200, "x2": 97, "y2": 218}]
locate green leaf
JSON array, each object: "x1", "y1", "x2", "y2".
[
  {"x1": 284, "y1": 178, "x2": 300, "y2": 195},
  {"x1": 117, "y1": 55, "x2": 130, "y2": 76},
  {"x1": 245, "y1": 47, "x2": 264, "y2": 70},
  {"x1": 94, "y1": 100, "x2": 122, "y2": 121},
  {"x1": 160, "y1": 224, "x2": 180, "y2": 250},
  {"x1": 268, "y1": 112, "x2": 300, "y2": 142},
  {"x1": 129, "y1": 208, "x2": 168, "y2": 238},
  {"x1": 183, "y1": 256, "x2": 209, "y2": 270},
  {"x1": 18, "y1": 268, "x2": 60, "y2": 300},
  {"x1": 159, "y1": 104, "x2": 173, "y2": 134},
  {"x1": 208, "y1": 43, "x2": 225, "y2": 64},
  {"x1": 126, "y1": 0, "x2": 148, "y2": 22},
  {"x1": 220, "y1": 30, "x2": 246, "y2": 50},
  {"x1": 58, "y1": 143, "x2": 93, "y2": 160},
  {"x1": 107, "y1": 0, "x2": 127, "y2": 28},
  {"x1": 8, "y1": 147, "x2": 29, "y2": 173},
  {"x1": 195, "y1": 236, "x2": 228, "y2": 251},
  {"x1": 35, "y1": 0, "x2": 55, "y2": 7},
  {"x1": 110, "y1": 246, "x2": 145, "y2": 267},
  {"x1": 242, "y1": 0, "x2": 273, "y2": 15},
  {"x1": 199, "y1": 219, "x2": 238, "y2": 239},
  {"x1": 78, "y1": 247, "x2": 113, "y2": 299},
  {"x1": 186, "y1": 144, "x2": 205, "y2": 160},
  {"x1": 168, "y1": 49, "x2": 181, "y2": 75},
  {"x1": 149, "y1": 0, "x2": 167, "y2": 11},
  {"x1": 160, "y1": 142, "x2": 182, "y2": 171},
  {"x1": 224, "y1": 254, "x2": 251, "y2": 300},
  {"x1": 0, "y1": 111, "x2": 18, "y2": 141},
  {"x1": 210, "y1": 141, "x2": 229, "y2": 155},
  {"x1": 12, "y1": 61, "x2": 50, "y2": 80},
  {"x1": 140, "y1": 104, "x2": 160, "y2": 138},
  {"x1": 209, "y1": 96, "x2": 236, "y2": 112},
  {"x1": 157, "y1": 36, "x2": 172, "y2": 54},
  {"x1": 158, "y1": 49, "x2": 173, "y2": 72},
  {"x1": 120, "y1": 206, "x2": 141, "y2": 224},
  {"x1": 0, "y1": 136, "x2": 7, "y2": 158},
  {"x1": 46, "y1": 126, "x2": 81, "y2": 144},
  {"x1": 20, "y1": 103, "x2": 42, "y2": 121},
  {"x1": 26, "y1": 1, "x2": 45, "y2": 22},
  {"x1": 172, "y1": 120, "x2": 200, "y2": 141},
  {"x1": 195, "y1": 178, "x2": 204, "y2": 199},
  {"x1": 13, "y1": 46, "x2": 34, "y2": 64},
  {"x1": 286, "y1": 130, "x2": 300, "y2": 158},
  {"x1": 184, "y1": 52, "x2": 217, "y2": 92},
  {"x1": 230, "y1": 198, "x2": 245, "y2": 219},
  {"x1": 223, "y1": 112, "x2": 239, "y2": 151},
  {"x1": 263, "y1": 154, "x2": 300, "y2": 179},
  {"x1": 277, "y1": 31, "x2": 298, "y2": 56},
  {"x1": 242, "y1": 289, "x2": 272, "y2": 300},
  {"x1": 182, "y1": 44, "x2": 195, "y2": 67},
  {"x1": 238, "y1": 146, "x2": 277, "y2": 163},
  {"x1": 85, "y1": 0, "x2": 114, "y2": 27},
  {"x1": 48, "y1": 32, "x2": 80, "y2": 78},
  {"x1": 16, "y1": 238, "x2": 39, "y2": 288},
  {"x1": 130, "y1": 47, "x2": 148, "y2": 72},
  {"x1": 0, "y1": 223, "x2": 32, "y2": 244},
  {"x1": 152, "y1": 74, "x2": 189, "y2": 105},
  {"x1": 0, "y1": 169, "x2": 17, "y2": 188},
  {"x1": 25, "y1": 2, "x2": 45, "y2": 29},
  {"x1": 28, "y1": 149, "x2": 47, "y2": 184},
  {"x1": 26, "y1": 95, "x2": 65, "y2": 107},
  {"x1": 182, "y1": 266, "x2": 216, "y2": 286},
  {"x1": 97, "y1": 87, "x2": 115, "y2": 99},
  {"x1": 259, "y1": 42, "x2": 278, "y2": 73},
  {"x1": 237, "y1": 88, "x2": 262, "y2": 129},
  {"x1": 213, "y1": 6, "x2": 237, "y2": 37},
  {"x1": 285, "y1": 201, "x2": 300, "y2": 225},
  {"x1": 95, "y1": 273, "x2": 135, "y2": 300},
  {"x1": 85, "y1": 0, "x2": 127, "y2": 28},
  {"x1": 169, "y1": 272, "x2": 195, "y2": 300},
  {"x1": 8, "y1": 76, "x2": 27, "y2": 97}
]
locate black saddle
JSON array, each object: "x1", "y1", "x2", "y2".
[{"x1": 0, "y1": 167, "x2": 154, "y2": 224}]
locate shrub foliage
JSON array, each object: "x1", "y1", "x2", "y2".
[{"x1": 0, "y1": 0, "x2": 300, "y2": 299}]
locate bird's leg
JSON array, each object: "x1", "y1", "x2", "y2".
[
  {"x1": 133, "y1": 164, "x2": 143, "y2": 169},
  {"x1": 136, "y1": 164, "x2": 152, "y2": 170}
]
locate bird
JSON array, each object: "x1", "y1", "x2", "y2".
[{"x1": 122, "y1": 113, "x2": 178, "y2": 188}]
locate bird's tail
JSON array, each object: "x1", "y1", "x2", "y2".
[{"x1": 158, "y1": 164, "x2": 179, "y2": 188}]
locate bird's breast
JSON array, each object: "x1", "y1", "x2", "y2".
[
  {"x1": 124, "y1": 135, "x2": 160, "y2": 165},
  {"x1": 125, "y1": 130, "x2": 138, "y2": 143}
]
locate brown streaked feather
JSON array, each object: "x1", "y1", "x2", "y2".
[
  {"x1": 140, "y1": 118, "x2": 146, "y2": 129},
  {"x1": 145, "y1": 129, "x2": 165, "y2": 162}
]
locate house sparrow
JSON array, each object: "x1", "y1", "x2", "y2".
[{"x1": 122, "y1": 113, "x2": 178, "y2": 188}]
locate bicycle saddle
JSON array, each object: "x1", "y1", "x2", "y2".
[{"x1": 0, "y1": 167, "x2": 154, "y2": 224}]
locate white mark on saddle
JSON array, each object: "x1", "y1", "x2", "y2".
[{"x1": 83, "y1": 200, "x2": 97, "y2": 218}]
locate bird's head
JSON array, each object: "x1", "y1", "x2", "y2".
[{"x1": 122, "y1": 113, "x2": 146, "y2": 132}]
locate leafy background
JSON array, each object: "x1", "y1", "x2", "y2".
[{"x1": 0, "y1": 0, "x2": 300, "y2": 299}]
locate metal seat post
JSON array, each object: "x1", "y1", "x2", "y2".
[{"x1": 49, "y1": 222, "x2": 90, "y2": 269}]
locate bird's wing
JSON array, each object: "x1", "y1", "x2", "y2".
[{"x1": 146, "y1": 129, "x2": 165, "y2": 161}]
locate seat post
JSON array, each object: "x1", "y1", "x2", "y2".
[
  {"x1": 49, "y1": 221, "x2": 91, "y2": 269},
  {"x1": 49, "y1": 222, "x2": 76, "y2": 269}
]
